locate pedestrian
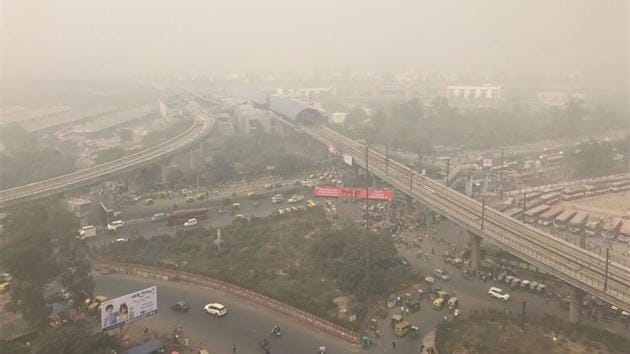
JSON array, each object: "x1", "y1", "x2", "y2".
[
  {"x1": 184, "y1": 336, "x2": 189, "y2": 346},
  {"x1": 143, "y1": 326, "x2": 149, "y2": 336},
  {"x1": 232, "y1": 345, "x2": 237, "y2": 353},
  {"x1": 375, "y1": 329, "x2": 381, "y2": 339},
  {"x1": 420, "y1": 343, "x2": 425, "y2": 352},
  {"x1": 392, "y1": 340, "x2": 397, "y2": 349}
]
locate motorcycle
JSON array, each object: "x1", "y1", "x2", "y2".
[{"x1": 271, "y1": 326, "x2": 281, "y2": 337}]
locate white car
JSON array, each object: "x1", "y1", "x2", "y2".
[
  {"x1": 151, "y1": 213, "x2": 167, "y2": 222},
  {"x1": 488, "y1": 287, "x2": 511, "y2": 301},
  {"x1": 184, "y1": 218, "x2": 198, "y2": 227},
  {"x1": 204, "y1": 303, "x2": 227, "y2": 317},
  {"x1": 114, "y1": 238, "x2": 129, "y2": 243},
  {"x1": 433, "y1": 268, "x2": 451, "y2": 281},
  {"x1": 107, "y1": 220, "x2": 125, "y2": 232}
]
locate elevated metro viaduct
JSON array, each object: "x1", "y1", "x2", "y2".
[{"x1": 224, "y1": 90, "x2": 630, "y2": 324}]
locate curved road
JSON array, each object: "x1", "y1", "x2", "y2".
[
  {"x1": 0, "y1": 104, "x2": 214, "y2": 209},
  {"x1": 94, "y1": 273, "x2": 356, "y2": 354}
]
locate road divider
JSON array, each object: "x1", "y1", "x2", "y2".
[{"x1": 95, "y1": 261, "x2": 360, "y2": 344}]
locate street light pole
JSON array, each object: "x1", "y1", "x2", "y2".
[
  {"x1": 410, "y1": 159, "x2": 414, "y2": 193},
  {"x1": 604, "y1": 247, "x2": 610, "y2": 291},
  {"x1": 481, "y1": 198, "x2": 486, "y2": 231}
]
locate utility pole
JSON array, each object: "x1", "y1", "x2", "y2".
[
  {"x1": 521, "y1": 301, "x2": 527, "y2": 329},
  {"x1": 385, "y1": 144, "x2": 389, "y2": 176},
  {"x1": 604, "y1": 247, "x2": 610, "y2": 291},
  {"x1": 481, "y1": 199, "x2": 486, "y2": 230},
  {"x1": 410, "y1": 159, "x2": 414, "y2": 193},
  {"x1": 445, "y1": 158, "x2": 450, "y2": 186},
  {"x1": 499, "y1": 148, "x2": 504, "y2": 200},
  {"x1": 364, "y1": 130, "x2": 371, "y2": 299},
  {"x1": 522, "y1": 192, "x2": 527, "y2": 221}
]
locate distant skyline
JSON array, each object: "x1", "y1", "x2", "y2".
[{"x1": 1, "y1": 0, "x2": 627, "y2": 93}]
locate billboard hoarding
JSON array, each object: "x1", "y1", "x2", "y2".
[
  {"x1": 343, "y1": 153, "x2": 353, "y2": 166},
  {"x1": 100, "y1": 286, "x2": 158, "y2": 331},
  {"x1": 313, "y1": 186, "x2": 394, "y2": 201},
  {"x1": 482, "y1": 158, "x2": 493, "y2": 168}
]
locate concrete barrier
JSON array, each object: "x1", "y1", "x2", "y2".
[{"x1": 96, "y1": 261, "x2": 360, "y2": 344}]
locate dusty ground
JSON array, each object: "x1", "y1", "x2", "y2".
[{"x1": 556, "y1": 191, "x2": 630, "y2": 219}]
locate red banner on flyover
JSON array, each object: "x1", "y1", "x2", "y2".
[{"x1": 313, "y1": 186, "x2": 394, "y2": 201}]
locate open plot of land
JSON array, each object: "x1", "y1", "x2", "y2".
[
  {"x1": 436, "y1": 313, "x2": 630, "y2": 354},
  {"x1": 556, "y1": 191, "x2": 630, "y2": 218}
]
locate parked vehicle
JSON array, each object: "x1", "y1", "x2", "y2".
[
  {"x1": 107, "y1": 220, "x2": 125, "y2": 232},
  {"x1": 394, "y1": 321, "x2": 411, "y2": 337},
  {"x1": 288, "y1": 195, "x2": 304, "y2": 204},
  {"x1": 184, "y1": 218, "x2": 198, "y2": 227},
  {"x1": 151, "y1": 213, "x2": 167, "y2": 222},
  {"x1": 433, "y1": 269, "x2": 450, "y2": 280},
  {"x1": 271, "y1": 194, "x2": 284, "y2": 204},
  {"x1": 488, "y1": 287, "x2": 511, "y2": 301},
  {"x1": 432, "y1": 298, "x2": 445, "y2": 310},
  {"x1": 79, "y1": 225, "x2": 97, "y2": 239}
]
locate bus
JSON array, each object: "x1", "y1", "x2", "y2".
[{"x1": 167, "y1": 208, "x2": 208, "y2": 225}]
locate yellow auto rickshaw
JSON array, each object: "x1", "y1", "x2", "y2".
[
  {"x1": 87, "y1": 295, "x2": 108, "y2": 314},
  {"x1": 0, "y1": 282, "x2": 10, "y2": 294},
  {"x1": 394, "y1": 321, "x2": 411, "y2": 337},
  {"x1": 432, "y1": 297, "x2": 445, "y2": 310},
  {"x1": 49, "y1": 314, "x2": 63, "y2": 329},
  {"x1": 391, "y1": 314, "x2": 404, "y2": 328}
]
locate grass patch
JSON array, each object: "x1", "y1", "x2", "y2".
[
  {"x1": 436, "y1": 311, "x2": 630, "y2": 354},
  {"x1": 101, "y1": 209, "x2": 419, "y2": 328}
]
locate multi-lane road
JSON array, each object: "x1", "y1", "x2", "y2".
[
  {"x1": 303, "y1": 126, "x2": 630, "y2": 313},
  {"x1": 94, "y1": 273, "x2": 354, "y2": 354}
]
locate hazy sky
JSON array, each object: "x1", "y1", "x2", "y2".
[{"x1": 1, "y1": 0, "x2": 627, "y2": 83}]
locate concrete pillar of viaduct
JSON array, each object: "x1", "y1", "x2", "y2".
[
  {"x1": 469, "y1": 231, "x2": 482, "y2": 273},
  {"x1": 161, "y1": 162, "x2": 168, "y2": 183},
  {"x1": 569, "y1": 286, "x2": 585, "y2": 324}
]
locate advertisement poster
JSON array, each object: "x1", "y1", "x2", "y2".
[
  {"x1": 328, "y1": 144, "x2": 337, "y2": 156},
  {"x1": 343, "y1": 153, "x2": 353, "y2": 166},
  {"x1": 100, "y1": 286, "x2": 158, "y2": 331},
  {"x1": 313, "y1": 186, "x2": 394, "y2": 201}
]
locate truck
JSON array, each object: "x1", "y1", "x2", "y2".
[
  {"x1": 79, "y1": 225, "x2": 97, "y2": 239},
  {"x1": 288, "y1": 195, "x2": 304, "y2": 204}
]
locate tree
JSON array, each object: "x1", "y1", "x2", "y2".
[
  {"x1": 47, "y1": 202, "x2": 95, "y2": 308},
  {"x1": 569, "y1": 140, "x2": 615, "y2": 178},
  {"x1": 36, "y1": 324, "x2": 119, "y2": 354},
  {"x1": 0, "y1": 204, "x2": 59, "y2": 325}
]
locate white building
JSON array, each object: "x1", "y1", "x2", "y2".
[
  {"x1": 537, "y1": 91, "x2": 586, "y2": 107},
  {"x1": 447, "y1": 85, "x2": 502, "y2": 100}
]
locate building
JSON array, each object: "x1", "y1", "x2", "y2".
[
  {"x1": 67, "y1": 198, "x2": 92, "y2": 227},
  {"x1": 447, "y1": 85, "x2": 502, "y2": 101},
  {"x1": 537, "y1": 91, "x2": 586, "y2": 107},
  {"x1": 233, "y1": 104, "x2": 273, "y2": 135}
]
